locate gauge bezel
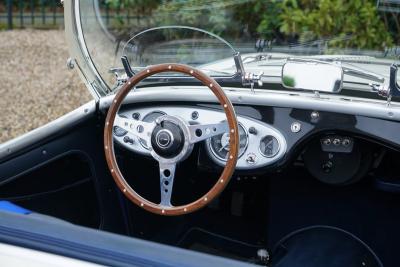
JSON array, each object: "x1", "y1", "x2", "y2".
[
  {"x1": 207, "y1": 122, "x2": 248, "y2": 161},
  {"x1": 139, "y1": 110, "x2": 167, "y2": 150},
  {"x1": 113, "y1": 126, "x2": 128, "y2": 137},
  {"x1": 259, "y1": 135, "x2": 281, "y2": 158}
]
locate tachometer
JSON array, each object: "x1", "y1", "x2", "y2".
[{"x1": 209, "y1": 122, "x2": 248, "y2": 161}]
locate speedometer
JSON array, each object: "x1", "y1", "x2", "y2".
[{"x1": 208, "y1": 122, "x2": 248, "y2": 161}]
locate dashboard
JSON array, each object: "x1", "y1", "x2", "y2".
[
  {"x1": 113, "y1": 106, "x2": 287, "y2": 170},
  {"x1": 108, "y1": 97, "x2": 400, "y2": 182}
]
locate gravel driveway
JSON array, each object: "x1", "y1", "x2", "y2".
[{"x1": 0, "y1": 30, "x2": 92, "y2": 143}]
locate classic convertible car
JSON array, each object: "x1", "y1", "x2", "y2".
[{"x1": 1, "y1": 0, "x2": 400, "y2": 266}]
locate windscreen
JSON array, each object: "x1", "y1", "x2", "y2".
[{"x1": 79, "y1": 0, "x2": 400, "y2": 96}]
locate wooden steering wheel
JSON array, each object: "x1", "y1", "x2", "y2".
[{"x1": 104, "y1": 63, "x2": 239, "y2": 216}]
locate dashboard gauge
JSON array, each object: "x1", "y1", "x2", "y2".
[
  {"x1": 209, "y1": 122, "x2": 248, "y2": 161},
  {"x1": 113, "y1": 115, "x2": 128, "y2": 137},
  {"x1": 259, "y1": 135, "x2": 280, "y2": 157},
  {"x1": 139, "y1": 111, "x2": 166, "y2": 149}
]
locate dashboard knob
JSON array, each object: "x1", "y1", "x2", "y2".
[
  {"x1": 123, "y1": 136, "x2": 134, "y2": 144},
  {"x1": 342, "y1": 138, "x2": 351, "y2": 146},
  {"x1": 321, "y1": 161, "x2": 333, "y2": 173},
  {"x1": 191, "y1": 111, "x2": 199, "y2": 120},
  {"x1": 333, "y1": 138, "x2": 341, "y2": 146},
  {"x1": 290, "y1": 122, "x2": 301, "y2": 133},
  {"x1": 323, "y1": 138, "x2": 331, "y2": 145},
  {"x1": 132, "y1": 112, "x2": 140, "y2": 120},
  {"x1": 249, "y1": 126, "x2": 257, "y2": 135}
]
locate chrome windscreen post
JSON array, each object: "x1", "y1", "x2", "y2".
[
  {"x1": 234, "y1": 52, "x2": 264, "y2": 93},
  {"x1": 371, "y1": 82, "x2": 392, "y2": 107},
  {"x1": 371, "y1": 63, "x2": 400, "y2": 107}
]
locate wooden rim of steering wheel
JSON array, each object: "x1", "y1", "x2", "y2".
[{"x1": 104, "y1": 63, "x2": 239, "y2": 216}]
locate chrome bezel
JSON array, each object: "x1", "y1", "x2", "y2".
[
  {"x1": 149, "y1": 115, "x2": 194, "y2": 164},
  {"x1": 155, "y1": 129, "x2": 174, "y2": 148},
  {"x1": 64, "y1": 0, "x2": 110, "y2": 99},
  {"x1": 258, "y1": 135, "x2": 280, "y2": 158},
  {"x1": 207, "y1": 122, "x2": 248, "y2": 162}
]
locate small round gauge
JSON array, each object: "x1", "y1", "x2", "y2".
[
  {"x1": 139, "y1": 111, "x2": 166, "y2": 149},
  {"x1": 209, "y1": 123, "x2": 248, "y2": 161},
  {"x1": 259, "y1": 135, "x2": 280, "y2": 158},
  {"x1": 113, "y1": 114, "x2": 128, "y2": 137}
]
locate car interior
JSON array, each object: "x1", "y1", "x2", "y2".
[
  {"x1": 1, "y1": 90, "x2": 399, "y2": 266},
  {"x1": 1, "y1": 1, "x2": 400, "y2": 266}
]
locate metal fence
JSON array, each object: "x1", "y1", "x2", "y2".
[{"x1": 0, "y1": 0, "x2": 64, "y2": 29}]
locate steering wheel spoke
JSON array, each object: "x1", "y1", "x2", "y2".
[
  {"x1": 159, "y1": 162, "x2": 176, "y2": 207},
  {"x1": 114, "y1": 114, "x2": 154, "y2": 143},
  {"x1": 188, "y1": 121, "x2": 229, "y2": 144}
]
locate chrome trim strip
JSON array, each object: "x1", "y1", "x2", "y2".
[
  {"x1": 64, "y1": 0, "x2": 107, "y2": 99},
  {"x1": 99, "y1": 86, "x2": 400, "y2": 121},
  {"x1": 0, "y1": 101, "x2": 96, "y2": 161}
]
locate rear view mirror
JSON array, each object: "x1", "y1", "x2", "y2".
[{"x1": 282, "y1": 60, "x2": 343, "y2": 93}]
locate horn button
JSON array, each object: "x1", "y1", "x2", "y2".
[{"x1": 151, "y1": 121, "x2": 185, "y2": 158}]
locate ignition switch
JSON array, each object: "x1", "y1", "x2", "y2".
[
  {"x1": 246, "y1": 153, "x2": 257, "y2": 164},
  {"x1": 321, "y1": 161, "x2": 333, "y2": 173}
]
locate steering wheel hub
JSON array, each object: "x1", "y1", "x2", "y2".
[{"x1": 151, "y1": 120, "x2": 185, "y2": 158}]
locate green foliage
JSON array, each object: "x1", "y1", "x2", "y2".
[
  {"x1": 105, "y1": 0, "x2": 160, "y2": 11},
  {"x1": 234, "y1": 0, "x2": 283, "y2": 40},
  {"x1": 105, "y1": 0, "x2": 161, "y2": 27},
  {"x1": 103, "y1": 0, "x2": 394, "y2": 50},
  {"x1": 0, "y1": 23, "x2": 8, "y2": 31},
  {"x1": 282, "y1": 75, "x2": 295, "y2": 87},
  {"x1": 278, "y1": 0, "x2": 393, "y2": 49},
  {"x1": 154, "y1": 0, "x2": 238, "y2": 35}
]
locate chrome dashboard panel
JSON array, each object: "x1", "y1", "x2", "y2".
[{"x1": 114, "y1": 106, "x2": 287, "y2": 170}]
